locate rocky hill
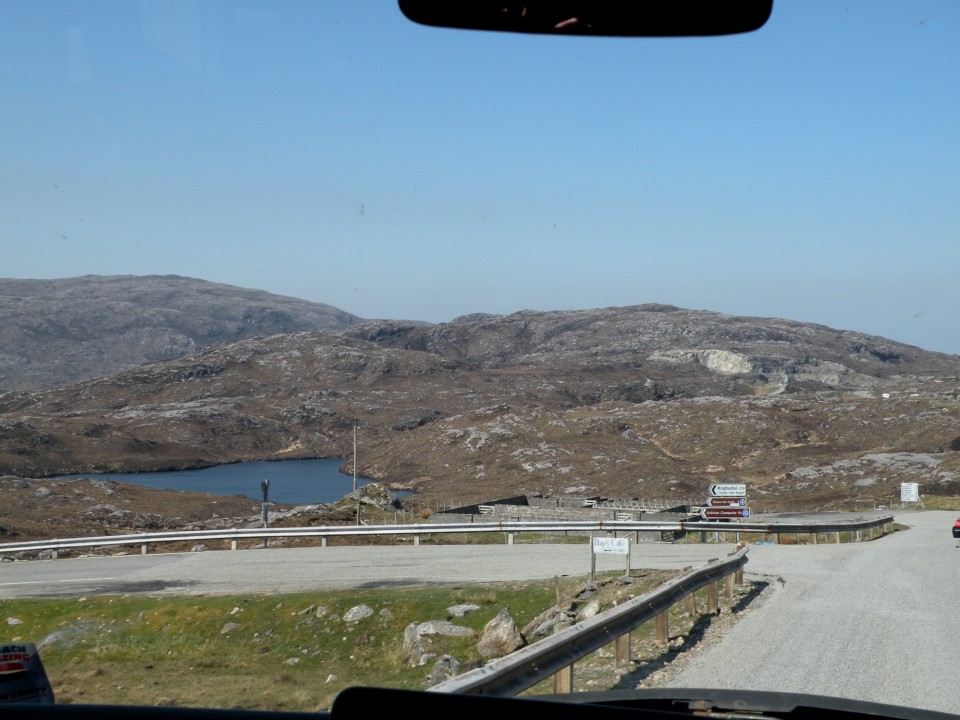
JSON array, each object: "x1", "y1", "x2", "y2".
[
  {"x1": 0, "y1": 275, "x2": 361, "y2": 392},
  {"x1": 0, "y1": 304, "x2": 958, "y2": 512}
]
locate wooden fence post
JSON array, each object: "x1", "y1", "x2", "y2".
[
  {"x1": 554, "y1": 665, "x2": 573, "y2": 693},
  {"x1": 615, "y1": 632, "x2": 631, "y2": 664},
  {"x1": 655, "y1": 610, "x2": 669, "y2": 645}
]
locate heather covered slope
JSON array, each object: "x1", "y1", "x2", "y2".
[{"x1": 1, "y1": 305, "x2": 958, "y2": 511}]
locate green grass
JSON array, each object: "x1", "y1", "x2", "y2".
[
  {"x1": 912, "y1": 496, "x2": 960, "y2": 511},
  {"x1": 1, "y1": 572, "x2": 674, "y2": 712}
]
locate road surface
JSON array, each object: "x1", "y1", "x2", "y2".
[
  {"x1": 0, "y1": 541, "x2": 734, "y2": 598},
  {"x1": 663, "y1": 510, "x2": 960, "y2": 715}
]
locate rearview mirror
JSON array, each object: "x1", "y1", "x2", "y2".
[{"x1": 398, "y1": 1, "x2": 773, "y2": 37}]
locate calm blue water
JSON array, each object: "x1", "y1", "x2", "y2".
[{"x1": 55, "y1": 458, "x2": 383, "y2": 505}]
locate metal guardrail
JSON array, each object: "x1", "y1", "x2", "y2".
[
  {"x1": 0, "y1": 516, "x2": 894, "y2": 557},
  {"x1": 429, "y1": 545, "x2": 750, "y2": 695}
]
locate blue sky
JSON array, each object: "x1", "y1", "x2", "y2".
[{"x1": 2, "y1": 1, "x2": 959, "y2": 354}]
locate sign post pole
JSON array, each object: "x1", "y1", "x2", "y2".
[{"x1": 261, "y1": 479, "x2": 270, "y2": 549}]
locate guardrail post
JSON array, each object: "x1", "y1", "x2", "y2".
[
  {"x1": 708, "y1": 581, "x2": 719, "y2": 614},
  {"x1": 414, "y1": 535, "x2": 421, "y2": 547},
  {"x1": 684, "y1": 591, "x2": 696, "y2": 616},
  {"x1": 834, "y1": 531, "x2": 841, "y2": 544},
  {"x1": 142, "y1": 544, "x2": 148, "y2": 555},
  {"x1": 655, "y1": 609, "x2": 669, "y2": 645},
  {"x1": 51, "y1": 549, "x2": 58, "y2": 560},
  {"x1": 724, "y1": 574, "x2": 734, "y2": 607},
  {"x1": 553, "y1": 664, "x2": 573, "y2": 694},
  {"x1": 811, "y1": 532, "x2": 818, "y2": 545},
  {"x1": 615, "y1": 630, "x2": 631, "y2": 664},
  {"x1": 231, "y1": 539, "x2": 237, "y2": 551},
  {"x1": 321, "y1": 536, "x2": 327, "y2": 547},
  {"x1": 507, "y1": 533, "x2": 515, "y2": 545}
]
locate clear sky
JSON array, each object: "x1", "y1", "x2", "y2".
[{"x1": 2, "y1": 1, "x2": 958, "y2": 354}]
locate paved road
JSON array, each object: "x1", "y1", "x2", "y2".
[
  {"x1": 664, "y1": 510, "x2": 960, "y2": 715},
  {"x1": 0, "y1": 541, "x2": 735, "y2": 598}
]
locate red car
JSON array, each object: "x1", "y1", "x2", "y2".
[{"x1": 953, "y1": 518, "x2": 960, "y2": 538}]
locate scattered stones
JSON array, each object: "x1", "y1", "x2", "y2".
[{"x1": 220, "y1": 623, "x2": 240, "y2": 634}]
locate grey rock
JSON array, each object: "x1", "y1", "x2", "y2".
[
  {"x1": 576, "y1": 600, "x2": 602, "y2": 621},
  {"x1": 425, "y1": 655, "x2": 462, "y2": 687},
  {"x1": 401, "y1": 622, "x2": 437, "y2": 667},
  {"x1": 343, "y1": 604, "x2": 374, "y2": 622},
  {"x1": 447, "y1": 603, "x2": 481, "y2": 617},
  {"x1": 415, "y1": 620, "x2": 474, "y2": 638},
  {"x1": 476, "y1": 609, "x2": 525, "y2": 659}
]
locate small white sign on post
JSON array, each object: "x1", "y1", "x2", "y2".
[
  {"x1": 592, "y1": 537, "x2": 629, "y2": 555},
  {"x1": 590, "y1": 536, "x2": 631, "y2": 581},
  {"x1": 900, "y1": 482, "x2": 920, "y2": 503}
]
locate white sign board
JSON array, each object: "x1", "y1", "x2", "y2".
[
  {"x1": 592, "y1": 537, "x2": 629, "y2": 555},
  {"x1": 900, "y1": 482, "x2": 920, "y2": 503},
  {"x1": 709, "y1": 483, "x2": 747, "y2": 497}
]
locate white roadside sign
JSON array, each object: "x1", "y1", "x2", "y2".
[
  {"x1": 709, "y1": 483, "x2": 747, "y2": 497},
  {"x1": 592, "y1": 537, "x2": 629, "y2": 555},
  {"x1": 901, "y1": 482, "x2": 920, "y2": 503}
]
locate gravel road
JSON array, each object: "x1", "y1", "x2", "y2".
[{"x1": 660, "y1": 510, "x2": 960, "y2": 715}]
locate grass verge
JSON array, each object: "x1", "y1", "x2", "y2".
[{"x1": 1, "y1": 571, "x2": 677, "y2": 711}]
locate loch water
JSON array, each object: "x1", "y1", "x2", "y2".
[{"x1": 55, "y1": 458, "x2": 388, "y2": 505}]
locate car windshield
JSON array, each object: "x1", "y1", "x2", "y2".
[{"x1": 2, "y1": 1, "x2": 960, "y2": 717}]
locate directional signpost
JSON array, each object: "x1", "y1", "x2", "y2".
[
  {"x1": 708, "y1": 483, "x2": 747, "y2": 497},
  {"x1": 707, "y1": 496, "x2": 747, "y2": 508},
  {"x1": 704, "y1": 483, "x2": 750, "y2": 539},
  {"x1": 701, "y1": 507, "x2": 750, "y2": 519}
]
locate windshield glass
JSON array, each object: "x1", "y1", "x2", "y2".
[{"x1": 2, "y1": 0, "x2": 959, "y2": 715}]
